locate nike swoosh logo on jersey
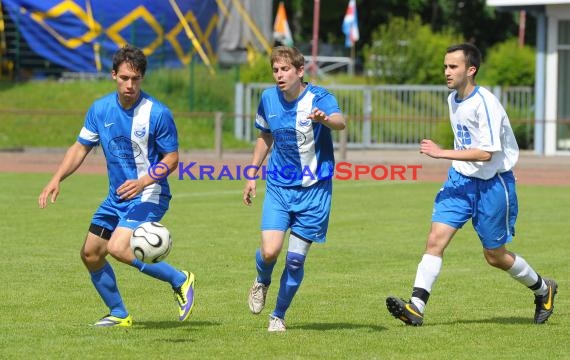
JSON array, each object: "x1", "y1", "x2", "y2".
[
  {"x1": 268, "y1": 114, "x2": 277, "y2": 118},
  {"x1": 104, "y1": 122, "x2": 114, "y2": 128}
]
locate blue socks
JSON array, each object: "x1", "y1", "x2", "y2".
[
  {"x1": 273, "y1": 252, "x2": 306, "y2": 320},
  {"x1": 90, "y1": 262, "x2": 128, "y2": 318},
  {"x1": 90, "y1": 260, "x2": 187, "y2": 318},
  {"x1": 255, "y1": 248, "x2": 276, "y2": 285},
  {"x1": 131, "y1": 258, "x2": 186, "y2": 288}
]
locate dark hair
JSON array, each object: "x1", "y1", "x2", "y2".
[
  {"x1": 446, "y1": 43, "x2": 481, "y2": 77},
  {"x1": 112, "y1": 44, "x2": 147, "y2": 76},
  {"x1": 270, "y1": 46, "x2": 305, "y2": 70}
]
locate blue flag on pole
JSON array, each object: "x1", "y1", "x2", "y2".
[{"x1": 342, "y1": 0, "x2": 359, "y2": 48}]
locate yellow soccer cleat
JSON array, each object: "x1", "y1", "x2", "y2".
[
  {"x1": 174, "y1": 271, "x2": 195, "y2": 321},
  {"x1": 92, "y1": 314, "x2": 133, "y2": 327}
]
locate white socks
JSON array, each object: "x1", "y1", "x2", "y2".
[
  {"x1": 411, "y1": 254, "x2": 442, "y2": 312},
  {"x1": 507, "y1": 254, "x2": 547, "y2": 296}
]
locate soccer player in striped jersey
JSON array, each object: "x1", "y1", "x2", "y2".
[
  {"x1": 386, "y1": 43, "x2": 557, "y2": 326},
  {"x1": 38, "y1": 45, "x2": 195, "y2": 327},
  {"x1": 243, "y1": 46, "x2": 346, "y2": 332}
]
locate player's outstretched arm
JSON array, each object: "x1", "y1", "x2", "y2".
[{"x1": 38, "y1": 141, "x2": 92, "y2": 208}]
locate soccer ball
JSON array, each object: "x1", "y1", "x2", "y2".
[{"x1": 130, "y1": 222, "x2": 172, "y2": 263}]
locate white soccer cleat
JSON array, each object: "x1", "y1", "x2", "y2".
[
  {"x1": 248, "y1": 278, "x2": 268, "y2": 314},
  {"x1": 268, "y1": 315, "x2": 286, "y2": 332}
]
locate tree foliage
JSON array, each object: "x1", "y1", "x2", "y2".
[
  {"x1": 363, "y1": 16, "x2": 460, "y2": 84},
  {"x1": 478, "y1": 39, "x2": 536, "y2": 86},
  {"x1": 274, "y1": 0, "x2": 524, "y2": 56}
]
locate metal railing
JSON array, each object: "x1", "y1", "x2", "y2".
[{"x1": 235, "y1": 83, "x2": 535, "y2": 149}]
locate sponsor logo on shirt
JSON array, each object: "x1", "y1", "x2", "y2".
[
  {"x1": 108, "y1": 136, "x2": 142, "y2": 159},
  {"x1": 456, "y1": 124, "x2": 471, "y2": 149},
  {"x1": 273, "y1": 128, "x2": 306, "y2": 150}
]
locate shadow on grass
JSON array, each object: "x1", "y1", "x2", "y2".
[
  {"x1": 294, "y1": 322, "x2": 388, "y2": 332},
  {"x1": 134, "y1": 320, "x2": 222, "y2": 330},
  {"x1": 435, "y1": 316, "x2": 540, "y2": 326}
]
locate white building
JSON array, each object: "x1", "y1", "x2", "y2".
[{"x1": 488, "y1": 0, "x2": 570, "y2": 155}]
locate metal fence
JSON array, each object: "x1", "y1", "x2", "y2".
[{"x1": 234, "y1": 83, "x2": 535, "y2": 149}]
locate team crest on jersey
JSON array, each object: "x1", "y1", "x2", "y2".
[
  {"x1": 297, "y1": 110, "x2": 311, "y2": 127},
  {"x1": 134, "y1": 127, "x2": 147, "y2": 138}
]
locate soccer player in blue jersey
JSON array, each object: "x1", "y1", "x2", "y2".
[
  {"x1": 386, "y1": 43, "x2": 557, "y2": 326},
  {"x1": 38, "y1": 45, "x2": 195, "y2": 327},
  {"x1": 242, "y1": 46, "x2": 346, "y2": 332}
]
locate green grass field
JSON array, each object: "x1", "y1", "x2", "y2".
[{"x1": 1, "y1": 173, "x2": 568, "y2": 359}]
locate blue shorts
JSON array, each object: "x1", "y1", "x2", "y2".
[
  {"x1": 432, "y1": 167, "x2": 518, "y2": 249},
  {"x1": 91, "y1": 196, "x2": 169, "y2": 232},
  {"x1": 261, "y1": 179, "x2": 332, "y2": 243}
]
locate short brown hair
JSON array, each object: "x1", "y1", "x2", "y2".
[
  {"x1": 446, "y1": 43, "x2": 481, "y2": 77},
  {"x1": 270, "y1": 46, "x2": 305, "y2": 70},
  {"x1": 113, "y1": 44, "x2": 147, "y2": 76}
]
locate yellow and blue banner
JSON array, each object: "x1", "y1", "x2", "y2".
[{"x1": 2, "y1": 0, "x2": 217, "y2": 72}]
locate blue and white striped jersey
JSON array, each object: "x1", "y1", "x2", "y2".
[
  {"x1": 77, "y1": 91, "x2": 178, "y2": 204},
  {"x1": 255, "y1": 83, "x2": 341, "y2": 187},
  {"x1": 448, "y1": 86, "x2": 519, "y2": 180}
]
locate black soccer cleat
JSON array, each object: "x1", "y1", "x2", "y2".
[
  {"x1": 386, "y1": 296, "x2": 424, "y2": 326},
  {"x1": 534, "y1": 279, "x2": 558, "y2": 324}
]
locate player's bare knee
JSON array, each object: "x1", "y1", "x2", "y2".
[
  {"x1": 80, "y1": 246, "x2": 103, "y2": 266},
  {"x1": 425, "y1": 242, "x2": 445, "y2": 257},
  {"x1": 483, "y1": 251, "x2": 508, "y2": 269},
  {"x1": 260, "y1": 248, "x2": 280, "y2": 263},
  {"x1": 106, "y1": 240, "x2": 130, "y2": 261},
  {"x1": 485, "y1": 256, "x2": 508, "y2": 270},
  {"x1": 79, "y1": 247, "x2": 89, "y2": 264},
  {"x1": 484, "y1": 255, "x2": 498, "y2": 267},
  {"x1": 483, "y1": 247, "x2": 512, "y2": 270}
]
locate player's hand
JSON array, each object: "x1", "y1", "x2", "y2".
[
  {"x1": 420, "y1": 139, "x2": 443, "y2": 159},
  {"x1": 243, "y1": 180, "x2": 256, "y2": 206},
  {"x1": 38, "y1": 180, "x2": 60, "y2": 208},
  {"x1": 308, "y1": 108, "x2": 328, "y2": 124},
  {"x1": 117, "y1": 179, "x2": 145, "y2": 200}
]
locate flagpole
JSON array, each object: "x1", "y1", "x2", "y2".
[
  {"x1": 310, "y1": 0, "x2": 320, "y2": 82},
  {"x1": 342, "y1": 0, "x2": 359, "y2": 76},
  {"x1": 350, "y1": 44, "x2": 355, "y2": 76}
]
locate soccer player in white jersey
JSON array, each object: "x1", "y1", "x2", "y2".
[
  {"x1": 386, "y1": 43, "x2": 557, "y2": 326},
  {"x1": 38, "y1": 45, "x2": 195, "y2": 327},
  {"x1": 242, "y1": 46, "x2": 346, "y2": 332}
]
